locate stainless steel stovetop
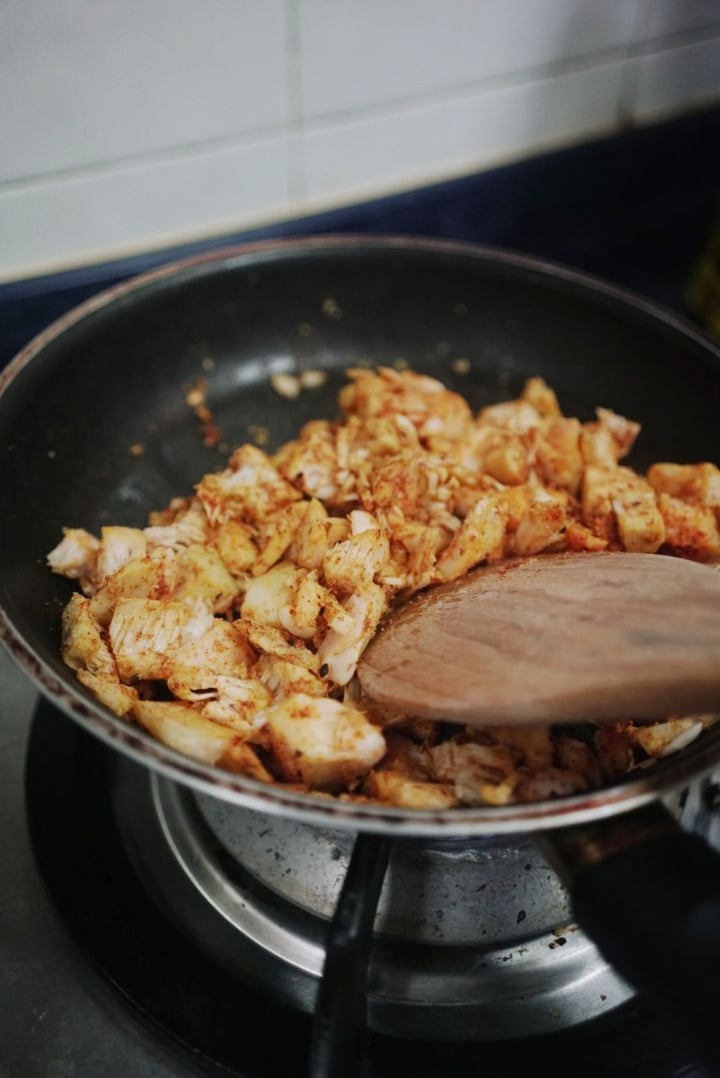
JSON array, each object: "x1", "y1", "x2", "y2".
[{"x1": 1, "y1": 648, "x2": 205, "y2": 1078}]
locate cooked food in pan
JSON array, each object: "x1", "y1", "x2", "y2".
[{"x1": 47, "y1": 367, "x2": 720, "y2": 807}]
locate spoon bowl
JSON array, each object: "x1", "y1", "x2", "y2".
[{"x1": 357, "y1": 552, "x2": 720, "y2": 726}]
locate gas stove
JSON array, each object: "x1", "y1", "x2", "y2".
[{"x1": 3, "y1": 634, "x2": 719, "y2": 1078}]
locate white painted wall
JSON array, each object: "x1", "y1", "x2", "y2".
[{"x1": 1, "y1": 0, "x2": 719, "y2": 280}]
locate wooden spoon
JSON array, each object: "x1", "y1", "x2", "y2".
[{"x1": 357, "y1": 552, "x2": 720, "y2": 726}]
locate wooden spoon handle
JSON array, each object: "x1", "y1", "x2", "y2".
[{"x1": 358, "y1": 552, "x2": 720, "y2": 726}]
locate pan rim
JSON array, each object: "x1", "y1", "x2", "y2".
[
  {"x1": 2, "y1": 232, "x2": 720, "y2": 836},
  {"x1": 3, "y1": 232, "x2": 720, "y2": 392}
]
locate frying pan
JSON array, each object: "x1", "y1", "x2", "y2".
[{"x1": 2, "y1": 236, "x2": 720, "y2": 1072}]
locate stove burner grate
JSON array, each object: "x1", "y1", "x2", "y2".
[{"x1": 25, "y1": 699, "x2": 715, "y2": 1078}]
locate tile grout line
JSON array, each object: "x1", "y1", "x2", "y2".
[
  {"x1": 616, "y1": 0, "x2": 653, "y2": 128},
  {"x1": 284, "y1": 0, "x2": 306, "y2": 203}
]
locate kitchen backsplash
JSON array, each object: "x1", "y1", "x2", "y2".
[{"x1": 1, "y1": 0, "x2": 719, "y2": 281}]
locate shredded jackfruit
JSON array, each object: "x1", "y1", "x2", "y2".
[{"x1": 48, "y1": 368, "x2": 720, "y2": 806}]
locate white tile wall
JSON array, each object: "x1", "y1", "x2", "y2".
[
  {"x1": 642, "y1": 0, "x2": 720, "y2": 40},
  {"x1": 1, "y1": 0, "x2": 719, "y2": 282},
  {"x1": 0, "y1": 134, "x2": 293, "y2": 275},
  {"x1": 631, "y1": 32, "x2": 720, "y2": 120},
  {"x1": 301, "y1": 59, "x2": 627, "y2": 204},
  {"x1": 297, "y1": 0, "x2": 639, "y2": 119},
  {"x1": 0, "y1": 0, "x2": 288, "y2": 184}
]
